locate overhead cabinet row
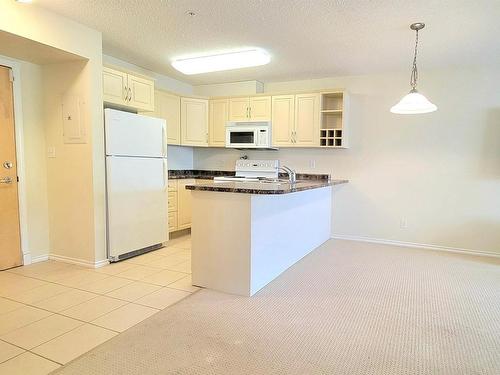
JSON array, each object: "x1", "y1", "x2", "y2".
[{"x1": 102, "y1": 66, "x2": 348, "y2": 148}]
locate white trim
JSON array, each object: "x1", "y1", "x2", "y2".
[
  {"x1": 0, "y1": 55, "x2": 30, "y2": 265},
  {"x1": 31, "y1": 254, "x2": 50, "y2": 264},
  {"x1": 49, "y1": 254, "x2": 110, "y2": 268},
  {"x1": 331, "y1": 234, "x2": 500, "y2": 259}
]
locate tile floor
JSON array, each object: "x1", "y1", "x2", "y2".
[{"x1": 0, "y1": 234, "x2": 196, "y2": 374}]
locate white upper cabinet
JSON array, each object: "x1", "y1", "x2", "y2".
[
  {"x1": 103, "y1": 67, "x2": 127, "y2": 104},
  {"x1": 181, "y1": 97, "x2": 209, "y2": 147},
  {"x1": 248, "y1": 96, "x2": 271, "y2": 121},
  {"x1": 102, "y1": 66, "x2": 155, "y2": 111},
  {"x1": 271, "y1": 95, "x2": 295, "y2": 147},
  {"x1": 154, "y1": 90, "x2": 181, "y2": 145},
  {"x1": 271, "y1": 93, "x2": 320, "y2": 147},
  {"x1": 229, "y1": 96, "x2": 271, "y2": 122},
  {"x1": 295, "y1": 93, "x2": 320, "y2": 147},
  {"x1": 209, "y1": 98, "x2": 229, "y2": 147}
]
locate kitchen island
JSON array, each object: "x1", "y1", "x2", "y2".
[{"x1": 186, "y1": 176, "x2": 348, "y2": 296}]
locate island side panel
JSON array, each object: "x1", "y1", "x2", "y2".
[
  {"x1": 250, "y1": 186, "x2": 332, "y2": 295},
  {"x1": 191, "y1": 190, "x2": 252, "y2": 296}
]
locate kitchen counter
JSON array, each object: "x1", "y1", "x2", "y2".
[
  {"x1": 188, "y1": 171, "x2": 348, "y2": 296},
  {"x1": 185, "y1": 178, "x2": 348, "y2": 195}
]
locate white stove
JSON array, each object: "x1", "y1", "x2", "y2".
[{"x1": 214, "y1": 160, "x2": 279, "y2": 182}]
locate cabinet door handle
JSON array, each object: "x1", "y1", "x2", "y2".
[
  {"x1": 246, "y1": 107, "x2": 249, "y2": 118},
  {"x1": 123, "y1": 86, "x2": 128, "y2": 101},
  {"x1": 128, "y1": 87, "x2": 132, "y2": 102},
  {"x1": 249, "y1": 107, "x2": 252, "y2": 119}
]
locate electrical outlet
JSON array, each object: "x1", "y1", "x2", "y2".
[
  {"x1": 309, "y1": 160, "x2": 316, "y2": 169},
  {"x1": 400, "y1": 217, "x2": 408, "y2": 229}
]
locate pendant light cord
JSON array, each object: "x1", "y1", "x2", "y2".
[{"x1": 410, "y1": 29, "x2": 419, "y2": 90}]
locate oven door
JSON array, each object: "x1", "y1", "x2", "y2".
[{"x1": 226, "y1": 127, "x2": 258, "y2": 148}]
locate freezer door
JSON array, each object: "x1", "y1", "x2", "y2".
[
  {"x1": 105, "y1": 108, "x2": 167, "y2": 157},
  {"x1": 107, "y1": 156, "x2": 168, "y2": 259}
]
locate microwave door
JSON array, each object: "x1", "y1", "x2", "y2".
[{"x1": 227, "y1": 128, "x2": 257, "y2": 148}]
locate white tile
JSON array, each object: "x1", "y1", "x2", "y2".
[
  {"x1": 79, "y1": 275, "x2": 133, "y2": 294},
  {"x1": 168, "y1": 275, "x2": 200, "y2": 293},
  {"x1": 0, "y1": 314, "x2": 82, "y2": 350},
  {"x1": 60, "y1": 295, "x2": 127, "y2": 322},
  {"x1": 92, "y1": 303, "x2": 158, "y2": 332},
  {"x1": 0, "y1": 352, "x2": 60, "y2": 375},
  {"x1": 0, "y1": 340, "x2": 24, "y2": 363},
  {"x1": 32, "y1": 324, "x2": 117, "y2": 365},
  {"x1": 114, "y1": 265, "x2": 162, "y2": 281},
  {"x1": 106, "y1": 281, "x2": 161, "y2": 302},
  {"x1": 33, "y1": 289, "x2": 98, "y2": 313},
  {"x1": 140, "y1": 269, "x2": 187, "y2": 286},
  {"x1": 55, "y1": 270, "x2": 110, "y2": 288},
  {"x1": 93, "y1": 262, "x2": 138, "y2": 275},
  {"x1": 0, "y1": 274, "x2": 48, "y2": 298},
  {"x1": 0, "y1": 297, "x2": 25, "y2": 315},
  {"x1": 0, "y1": 306, "x2": 52, "y2": 336},
  {"x1": 8, "y1": 283, "x2": 70, "y2": 305},
  {"x1": 135, "y1": 287, "x2": 191, "y2": 310},
  {"x1": 165, "y1": 260, "x2": 191, "y2": 273}
]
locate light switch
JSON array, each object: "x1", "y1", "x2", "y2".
[{"x1": 47, "y1": 146, "x2": 56, "y2": 158}]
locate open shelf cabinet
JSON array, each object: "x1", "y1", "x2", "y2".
[{"x1": 320, "y1": 91, "x2": 349, "y2": 148}]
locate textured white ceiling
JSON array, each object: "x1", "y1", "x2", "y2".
[{"x1": 35, "y1": 0, "x2": 500, "y2": 85}]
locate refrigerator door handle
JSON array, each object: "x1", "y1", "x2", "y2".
[
  {"x1": 162, "y1": 124, "x2": 167, "y2": 157},
  {"x1": 163, "y1": 159, "x2": 168, "y2": 190}
]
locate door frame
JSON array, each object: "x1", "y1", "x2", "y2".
[{"x1": 0, "y1": 55, "x2": 30, "y2": 265}]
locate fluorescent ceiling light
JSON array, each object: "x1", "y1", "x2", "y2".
[{"x1": 172, "y1": 49, "x2": 271, "y2": 75}]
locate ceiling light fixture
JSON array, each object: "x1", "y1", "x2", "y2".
[
  {"x1": 171, "y1": 49, "x2": 271, "y2": 75},
  {"x1": 391, "y1": 23, "x2": 437, "y2": 114}
]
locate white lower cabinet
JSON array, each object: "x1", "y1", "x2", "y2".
[{"x1": 168, "y1": 179, "x2": 211, "y2": 232}]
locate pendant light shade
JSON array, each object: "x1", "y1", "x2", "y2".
[
  {"x1": 391, "y1": 89, "x2": 437, "y2": 114},
  {"x1": 391, "y1": 23, "x2": 437, "y2": 114}
]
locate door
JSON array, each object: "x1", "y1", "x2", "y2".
[
  {"x1": 181, "y1": 97, "x2": 208, "y2": 146},
  {"x1": 105, "y1": 109, "x2": 166, "y2": 157},
  {"x1": 106, "y1": 156, "x2": 168, "y2": 259},
  {"x1": 128, "y1": 74, "x2": 155, "y2": 111},
  {"x1": 229, "y1": 97, "x2": 249, "y2": 121},
  {"x1": 0, "y1": 66, "x2": 22, "y2": 270},
  {"x1": 103, "y1": 67, "x2": 127, "y2": 106},
  {"x1": 295, "y1": 93, "x2": 320, "y2": 146},
  {"x1": 249, "y1": 96, "x2": 271, "y2": 121},
  {"x1": 271, "y1": 95, "x2": 295, "y2": 147},
  {"x1": 209, "y1": 99, "x2": 229, "y2": 147}
]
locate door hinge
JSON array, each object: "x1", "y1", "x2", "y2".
[
  {"x1": 17, "y1": 176, "x2": 19, "y2": 182},
  {"x1": 8, "y1": 69, "x2": 14, "y2": 82}
]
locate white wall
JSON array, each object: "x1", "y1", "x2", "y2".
[
  {"x1": 194, "y1": 80, "x2": 264, "y2": 97},
  {"x1": 167, "y1": 146, "x2": 194, "y2": 170},
  {"x1": 194, "y1": 66, "x2": 500, "y2": 256},
  {"x1": 19, "y1": 61, "x2": 50, "y2": 259}
]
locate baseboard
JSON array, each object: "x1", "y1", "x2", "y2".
[
  {"x1": 331, "y1": 234, "x2": 500, "y2": 259},
  {"x1": 49, "y1": 254, "x2": 110, "y2": 268},
  {"x1": 31, "y1": 254, "x2": 49, "y2": 264}
]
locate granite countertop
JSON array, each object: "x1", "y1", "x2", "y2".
[
  {"x1": 168, "y1": 170, "x2": 236, "y2": 179},
  {"x1": 184, "y1": 178, "x2": 348, "y2": 195}
]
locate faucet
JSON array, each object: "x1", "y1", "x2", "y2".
[{"x1": 280, "y1": 166, "x2": 297, "y2": 184}]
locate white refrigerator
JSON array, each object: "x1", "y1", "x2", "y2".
[{"x1": 105, "y1": 109, "x2": 168, "y2": 262}]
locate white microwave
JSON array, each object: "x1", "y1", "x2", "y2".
[{"x1": 225, "y1": 121, "x2": 273, "y2": 149}]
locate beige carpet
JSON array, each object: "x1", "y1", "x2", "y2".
[{"x1": 54, "y1": 240, "x2": 500, "y2": 375}]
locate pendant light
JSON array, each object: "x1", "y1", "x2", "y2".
[{"x1": 391, "y1": 23, "x2": 437, "y2": 114}]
